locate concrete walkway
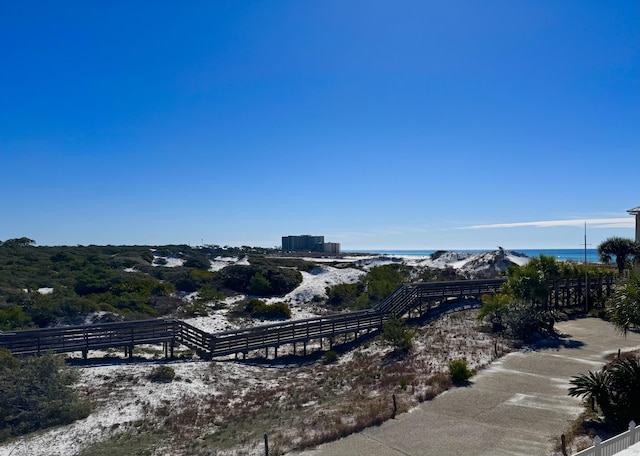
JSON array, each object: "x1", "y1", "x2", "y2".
[{"x1": 294, "y1": 318, "x2": 640, "y2": 456}]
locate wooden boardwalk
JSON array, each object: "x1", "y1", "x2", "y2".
[{"x1": 0, "y1": 277, "x2": 613, "y2": 361}]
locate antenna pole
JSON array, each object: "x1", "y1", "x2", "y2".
[{"x1": 584, "y1": 222, "x2": 588, "y2": 312}]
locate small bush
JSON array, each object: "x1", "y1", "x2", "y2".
[
  {"x1": 244, "y1": 299, "x2": 291, "y2": 319},
  {"x1": 381, "y1": 316, "x2": 413, "y2": 352},
  {"x1": 148, "y1": 365, "x2": 175, "y2": 383},
  {"x1": 323, "y1": 350, "x2": 338, "y2": 364},
  {"x1": 449, "y1": 359, "x2": 473, "y2": 384},
  {"x1": 0, "y1": 353, "x2": 90, "y2": 441}
]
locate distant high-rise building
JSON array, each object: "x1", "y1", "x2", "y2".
[
  {"x1": 281, "y1": 235, "x2": 340, "y2": 253},
  {"x1": 323, "y1": 242, "x2": 341, "y2": 254}
]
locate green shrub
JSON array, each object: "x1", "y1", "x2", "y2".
[
  {"x1": 449, "y1": 359, "x2": 473, "y2": 383},
  {"x1": 0, "y1": 349, "x2": 18, "y2": 370},
  {"x1": 247, "y1": 272, "x2": 271, "y2": 296},
  {"x1": 244, "y1": 299, "x2": 291, "y2": 319},
  {"x1": 325, "y1": 264, "x2": 408, "y2": 310},
  {"x1": 381, "y1": 316, "x2": 413, "y2": 352},
  {"x1": 219, "y1": 263, "x2": 302, "y2": 296},
  {"x1": 0, "y1": 353, "x2": 90, "y2": 441},
  {"x1": 0, "y1": 304, "x2": 33, "y2": 330},
  {"x1": 569, "y1": 354, "x2": 640, "y2": 426},
  {"x1": 148, "y1": 365, "x2": 175, "y2": 383},
  {"x1": 323, "y1": 350, "x2": 338, "y2": 364},
  {"x1": 326, "y1": 282, "x2": 361, "y2": 308}
]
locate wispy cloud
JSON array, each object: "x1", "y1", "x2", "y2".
[{"x1": 462, "y1": 218, "x2": 633, "y2": 230}]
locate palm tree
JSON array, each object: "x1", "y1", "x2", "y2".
[
  {"x1": 606, "y1": 274, "x2": 640, "y2": 336},
  {"x1": 569, "y1": 356, "x2": 640, "y2": 425},
  {"x1": 608, "y1": 357, "x2": 640, "y2": 424},
  {"x1": 568, "y1": 369, "x2": 612, "y2": 415},
  {"x1": 598, "y1": 237, "x2": 640, "y2": 275},
  {"x1": 477, "y1": 293, "x2": 511, "y2": 332}
]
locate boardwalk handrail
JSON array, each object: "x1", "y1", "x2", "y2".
[
  {"x1": 0, "y1": 277, "x2": 614, "y2": 359},
  {"x1": 0, "y1": 319, "x2": 177, "y2": 355}
]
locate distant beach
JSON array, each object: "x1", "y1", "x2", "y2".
[{"x1": 349, "y1": 249, "x2": 601, "y2": 263}]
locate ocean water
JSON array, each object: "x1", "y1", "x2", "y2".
[{"x1": 350, "y1": 249, "x2": 601, "y2": 263}]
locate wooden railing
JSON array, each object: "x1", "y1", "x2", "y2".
[
  {"x1": 0, "y1": 319, "x2": 176, "y2": 356},
  {"x1": 209, "y1": 310, "x2": 385, "y2": 357},
  {"x1": 0, "y1": 277, "x2": 615, "y2": 360}
]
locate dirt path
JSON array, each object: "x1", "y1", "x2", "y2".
[{"x1": 294, "y1": 318, "x2": 640, "y2": 456}]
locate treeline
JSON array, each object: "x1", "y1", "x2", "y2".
[{"x1": 0, "y1": 239, "x2": 308, "y2": 330}]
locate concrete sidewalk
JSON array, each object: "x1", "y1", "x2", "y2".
[{"x1": 294, "y1": 318, "x2": 640, "y2": 456}]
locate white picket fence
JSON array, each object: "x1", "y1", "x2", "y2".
[{"x1": 571, "y1": 421, "x2": 639, "y2": 456}]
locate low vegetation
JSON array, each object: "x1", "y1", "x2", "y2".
[
  {"x1": 326, "y1": 264, "x2": 409, "y2": 310},
  {"x1": 0, "y1": 350, "x2": 90, "y2": 442},
  {"x1": 478, "y1": 255, "x2": 617, "y2": 342},
  {"x1": 381, "y1": 316, "x2": 414, "y2": 352},
  {"x1": 558, "y1": 351, "x2": 640, "y2": 454},
  {"x1": 448, "y1": 359, "x2": 473, "y2": 383},
  {"x1": 147, "y1": 365, "x2": 176, "y2": 383},
  {"x1": 74, "y1": 310, "x2": 505, "y2": 456},
  {"x1": 0, "y1": 239, "x2": 307, "y2": 329},
  {"x1": 605, "y1": 272, "x2": 640, "y2": 335},
  {"x1": 241, "y1": 298, "x2": 292, "y2": 319}
]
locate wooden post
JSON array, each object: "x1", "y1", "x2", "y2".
[
  {"x1": 560, "y1": 434, "x2": 568, "y2": 456},
  {"x1": 577, "y1": 277, "x2": 583, "y2": 308},
  {"x1": 597, "y1": 276, "x2": 603, "y2": 300},
  {"x1": 303, "y1": 341, "x2": 307, "y2": 356},
  {"x1": 392, "y1": 394, "x2": 397, "y2": 419},
  {"x1": 264, "y1": 433, "x2": 269, "y2": 456}
]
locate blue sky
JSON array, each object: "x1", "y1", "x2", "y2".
[{"x1": 1, "y1": 1, "x2": 638, "y2": 250}]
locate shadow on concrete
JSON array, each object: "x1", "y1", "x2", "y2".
[{"x1": 531, "y1": 334, "x2": 585, "y2": 351}]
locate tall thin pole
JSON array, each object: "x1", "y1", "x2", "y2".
[{"x1": 584, "y1": 222, "x2": 588, "y2": 312}]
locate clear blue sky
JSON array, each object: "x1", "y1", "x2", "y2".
[{"x1": 1, "y1": 1, "x2": 638, "y2": 250}]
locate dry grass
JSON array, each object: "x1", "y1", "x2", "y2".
[{"x1": 78, "y1": 309, "x2": 512, "y2": 455}]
